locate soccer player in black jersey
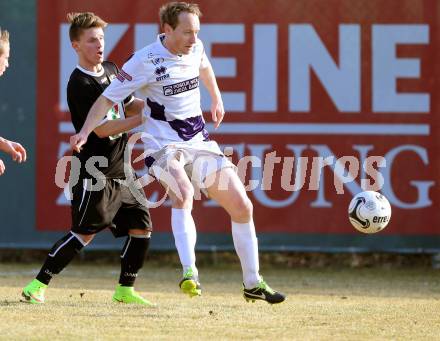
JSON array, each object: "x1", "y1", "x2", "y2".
[
  {"x1": 0, "y1": 27, "x2": 27, "y2": 175},
  {"x1": 22, "y1": 13, "x2": 154, "y2": 305}
]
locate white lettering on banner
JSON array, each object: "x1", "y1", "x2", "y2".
[
  {"x1": 361, "y1": 156, "x2": 386, "y2": 191},
  {"x1": 206, "y1": 123, "x2": 429, "y2": 135},
  {"x1": 381, "y1": 145, "x2": 434, "y2": 208},
  {"x1": 54, "y1": 142, "x2": 434, "y2": 209},
  {"x1": 309, "y1": 145, "x2": 362, "y2": 206},
  {"x1": 199, "y1": 24, "x2": 246, "y2": 112},
  {"x1": 199, "y1": 25, "x2": 244, "y2": 77},
  {"x1": 308, "y1": 154, "x2": 334, "y2": 208},
  {"x1": 373, "y1": 25, "x2": 430, "y2": 113},
  {"x1": 289, "y1": 24, "x2": 361, "y2": 112},
  {"x1": 59, "y1": 23, "x2": 430, "y2": 113},
  {"x1": 352, "y1": 145, "x2": 375, "y2": 184},
  {"x1": 253, "y1": 24, "x2": 278, "y2": 112},
  {"x1": 333, "y1": 156, "x2": 361, "y2": 194},
  {"x1": 55, "y1": 23, "x2": 433, "y2": 210},
  {"x1": 248, "y1": 144, "x2": 305, "y2": 208},
  {"x1": 281, "y1": 156, "x2": 309, "y2": 192}
]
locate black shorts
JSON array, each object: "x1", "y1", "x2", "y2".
[{"x1": 71, "y1": 178, "x2": 152, "y2": 238}]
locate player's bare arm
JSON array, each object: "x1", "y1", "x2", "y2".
[
  {"x1": 124, "y1": 98, "x2": 145, "y2": 118},
  {"x1": 0, "y1": 136, "x2": 27, "y2": 163},
  {"x1": 69, "y1": 94, "x2": 113, "y2": 152},
  {"x1": 0, "y1": 137, "x2": 27, "y2": 175},
  {"x1": 94, "y1": 114, "x2": 144, "y2": 138},
  {"x1": 199, "y1": 63, "x2": 224, "y2": 129},
  {"x1": 93, "y1": 97, "x2": 145, "y2": 138}
]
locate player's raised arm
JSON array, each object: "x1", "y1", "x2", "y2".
[
  {"x1": 69, "y1": 94, "x2": 114, "y2": 152},
  {"x1": 199, "y1": 58, "x2": 224, "y2": 129}
]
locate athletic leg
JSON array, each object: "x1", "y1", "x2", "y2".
[
  {"x1": 22, "y1": 232, "x2": 92, "y2": 304},
  {"x1": 206, "y1": 167, "x2": 286, "y2": 304},
  {"x1": 156, "y1": 156, "x2": 200, "y2": 296}
]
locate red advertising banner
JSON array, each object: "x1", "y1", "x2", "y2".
[{"x1": 36, "y1": 0, "x2": 439, "y2": 235}]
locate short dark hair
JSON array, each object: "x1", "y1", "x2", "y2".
[
  {"x1": 0, "y1": 27, "x2": 9, "y2": 55},
  {"x1": 159, "y1": 2, "x2": 202, "y2": 30},
  {"x1": 67, "y1": 12, "x2": 107, "y2": 42}
]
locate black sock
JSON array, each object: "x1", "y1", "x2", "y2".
[
  {"x1": 36, "y1": 232, "x2": 85, "y2": 285},
  {"x1": 119, "y1": 235, "x2": 150, "y2": 287}
]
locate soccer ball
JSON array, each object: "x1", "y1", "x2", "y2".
[{"x1": 348, "y1": 191, "x2": 391, "y2": 233}]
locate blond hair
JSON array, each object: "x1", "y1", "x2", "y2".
[
  {"x1": 159, "y1": 2, "x2": 202, "y2": 30},
  {"x1": 0, "y1": 27, "x2": 10, "y2": 55},
  {"x1": 67, "y1": 12, "x2": 107, "y2": 42}
]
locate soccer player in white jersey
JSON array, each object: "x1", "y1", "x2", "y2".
[
  {"x1": 70, "y1": 2, "x2": 285, "y2": 304},
  {"x1": 0, "y1": 27, "x2": 27, "y2": 176}
]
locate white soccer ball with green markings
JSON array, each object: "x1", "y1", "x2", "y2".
[{"x1": 348, "y1": 191, "x2": 392, "y2": 233}]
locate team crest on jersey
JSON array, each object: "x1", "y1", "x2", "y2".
[
  {"x1": 155, "y1": 65, "x2": 170, "y2": 81},
  {"x1": 152, "y1": 57, "x2": 165, "y2": 65}
]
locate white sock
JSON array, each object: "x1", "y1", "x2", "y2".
[
  {"x1": 231, "y1": 220, "x2": 261, "y2": 288},
  {"x1": 171, "y1": 208, "x2": 198, "y2": 278}
]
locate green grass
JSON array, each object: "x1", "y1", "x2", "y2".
[{"x1": 0, "y1": 263, "x2": 439, "y2": 340}]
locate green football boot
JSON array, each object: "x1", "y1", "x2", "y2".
[
  {"x1": 179, "y1": 268, "x2": 201, "y2": 297},
  {"x1": 22, "y1": 279, "x2": 47, "y2": 304},
  {"x1": 112, "y1": 285, "x2": 155, "y2": 306}
]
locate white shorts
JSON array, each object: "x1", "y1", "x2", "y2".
[{"x1": 145, "y1": 140, "x2": 235, "y2": 194}]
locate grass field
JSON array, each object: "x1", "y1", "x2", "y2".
[{"x1": 0, "y1": 262, "x2": 439, "y2": 340}]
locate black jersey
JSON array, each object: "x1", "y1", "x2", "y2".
[{"x1": 67, "y1": 61, "x2": 133, "y2": 179}]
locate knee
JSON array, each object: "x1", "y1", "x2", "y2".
[
  {"x1": 129, "y1": 229, "x2": 152, "y2": 238},
  {"x1": 76, "y1": 233, "x2": 94, "y2": 245},
  {"x1": 171, "y1": 184, "x2": 194, "y2": 209},
  {"x1": 181, "y1": 185, "x2": 195, "y2": 204},
  {"x1": 231, "y1": 197, "x2": 253, "y2": 222}
]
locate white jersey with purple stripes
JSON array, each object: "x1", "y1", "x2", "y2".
[{"x1": 102, "y1": 34, "x2": 211, "y2": 153}]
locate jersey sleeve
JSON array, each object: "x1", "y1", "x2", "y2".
[
  {"x1": 106, "y1": 61, "x2": 135, "y2": 105},
  {"x1": 103, "y1": 54, "x2": 148, "y2": 103}
]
